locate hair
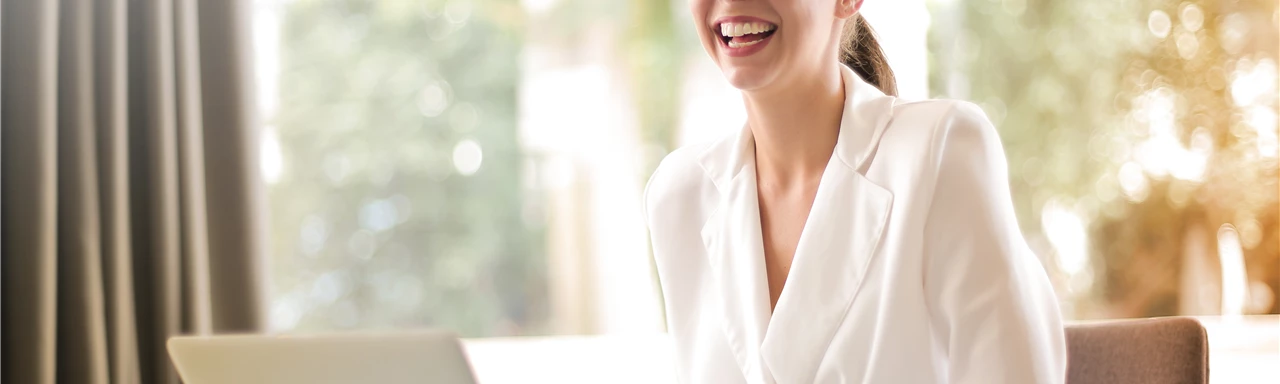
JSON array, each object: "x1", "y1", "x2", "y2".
[{"x1": 840, "y1": 14, "x2": 897, "y2": 96}]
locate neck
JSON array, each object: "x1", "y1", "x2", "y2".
[{"x1": 744, "y1": 65, "x2": 845, "y2": 186}]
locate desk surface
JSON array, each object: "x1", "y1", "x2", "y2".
[
  {"x1": 463, "y1": 316, "x2": 1279, "y2": 384},
  {"x1": 1195, "y1": 315, "x2": 1280, "y2": 384}
]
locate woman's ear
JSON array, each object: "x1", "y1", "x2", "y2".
[{"x1": 835, "y1": 0, "x2": 863, "y2": 19}]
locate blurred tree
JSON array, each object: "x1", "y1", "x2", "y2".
[
  {"x1": 929, "y1": 0, "x2": 1278, "y2": 318},
  {"x1": 268, "y1": 0, "x2": 548, "y2": 336},
  {"x1": 1100, "y1": 0, "x2": 1278, "y2": 317},
  {"x1": 624, "y1": 0, "x2": 685, "y2": 174}
]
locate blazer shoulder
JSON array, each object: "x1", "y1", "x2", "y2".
[
  {"x1": 891, "y1": 99, "x2": 994, "y2": 135},
  {"x1": 644, "y1": 142, "x2": 715, "y2": 218},
  {"x1": 889, "y1": 99, "x2": 1004, "y2": 169}
]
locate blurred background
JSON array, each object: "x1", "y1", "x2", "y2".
[
  {"x1": 253, "y1": 0, "x2": 1278, "y2": 337},
  {"x1": 2, "y1": 0, "x2": 1275, "y2": 383}
]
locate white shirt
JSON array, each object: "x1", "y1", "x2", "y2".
[{"x1": 644, "y1": 65, "x2": 1067, "y2": 384}]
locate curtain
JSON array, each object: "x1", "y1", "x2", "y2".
[{"x1": 1, "y1": 0, "x2": 268, "y2": 383}]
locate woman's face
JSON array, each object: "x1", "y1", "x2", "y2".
[{"x1": 689, "y1": 0, "x2": 858, "y2": 91}]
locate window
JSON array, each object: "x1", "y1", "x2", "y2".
[
  {"x1": 254, "y1": 0, "x2": 1278, "y2": 341},
  {"x1": 254, "y1": 0, "x2": 679, "y2": 337},
  {"x1": 927, "y1": 0, "x2": 1278, "y2": 318},
  {"x1": 256, "y1": 0, "x2": 552, "y2": 336}
]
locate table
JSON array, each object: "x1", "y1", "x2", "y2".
[{"x1": 462, "y1": 316, "x2": 1279, "y2": 383}]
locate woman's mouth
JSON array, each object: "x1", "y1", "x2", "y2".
[{"x1": 714, "y1": 18, "x2": 777, "y2": 56}]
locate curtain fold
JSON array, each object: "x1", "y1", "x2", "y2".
[
  {"x1": 197, "y1": 0, "x2": 268, "y2": 333},
  {"x1": 57, "y1": 1, "x2": 111, "y2": 382},
  {"x1": 95, "y1": 0, "x2": 144, "y2": 383},
  {"x1": 2, "y1": 1, "x2": 60, "y2": 384},
  {"x1": 1, "y1": 0, "x2": 266, "y2": 383}
]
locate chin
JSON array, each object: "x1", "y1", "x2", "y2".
[{"x1": 720, "y1": 64, "x2": 779, "y2": 92}]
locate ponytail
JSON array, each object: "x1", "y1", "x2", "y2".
[{"x1": 840, "y1": 14, "x2": 897, "y2": 96}]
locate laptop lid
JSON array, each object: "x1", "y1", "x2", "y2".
[{"x1": 167, "y1": 329, "x2": 477, "y2": 384}]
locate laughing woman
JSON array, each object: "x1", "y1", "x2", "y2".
[{"x1": 643, "y1": 0, "x2": 1067, "y2": 383}]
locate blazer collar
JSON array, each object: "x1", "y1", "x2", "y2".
[
  {"x1": 697, "y1": 64, "x2": 896, "y2": 192},
  {"x1": 696, "y1": 64, "x2": 897, "y2": 383}
]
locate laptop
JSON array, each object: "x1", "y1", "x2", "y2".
[{"x1": 168, "y1": 329, "x2": 478, "y2": 384}]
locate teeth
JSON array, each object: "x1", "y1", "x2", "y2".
[
  {"x1": 727, "y1": 38, "x2": 765, "y2": 49},
  {"x1": 719, "y1": 21, "x2": 775, "y2": 37}
]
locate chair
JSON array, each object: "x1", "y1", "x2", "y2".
[{"x1": 1066, "y1": 317, "x2": 1209, "y2": 384}]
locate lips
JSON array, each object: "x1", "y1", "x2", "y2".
[{"x1": 712, "y1": 16, "x2": 778, "y2": 57}]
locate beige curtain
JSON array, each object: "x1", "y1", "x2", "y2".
[{"x1": 1, "y1": 0, "x2": 268, "y2": 383}]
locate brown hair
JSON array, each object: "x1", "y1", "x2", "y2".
[{"x1": 840, "y1": 14, "x2": 897, "y2": 96}]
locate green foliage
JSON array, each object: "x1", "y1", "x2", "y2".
[
  {"x1": 269, "y1": 0, "x2": 547, "y2": 336},
  {"x1": 624, "y1": 0, "x2": 685, "y2": 173}
]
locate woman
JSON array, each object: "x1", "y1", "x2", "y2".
[{"x1": 643, "y1": 0, "x2": 1067, "y2": 383}]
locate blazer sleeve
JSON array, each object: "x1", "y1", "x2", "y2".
[{"x1": 921, "y1": 101, "x2": 1067, "y2": 384}]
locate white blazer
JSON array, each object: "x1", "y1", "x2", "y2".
[{"x1": 644, "y1": 65, "x2": 1067, "y2": 384}]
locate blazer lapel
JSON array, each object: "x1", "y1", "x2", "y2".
[
  {"x1": 699, "y1": 127, "x2": 775, "y2": 383},
  {"x1": 758, "y1": 166, "x2": 893, "y2": 383},
  {"x1": 695, "y1": 64, "x2": 898, "y2": 383},
  {"x1": 758, "y1": 65, "x2": 898, "y2": 383}
]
